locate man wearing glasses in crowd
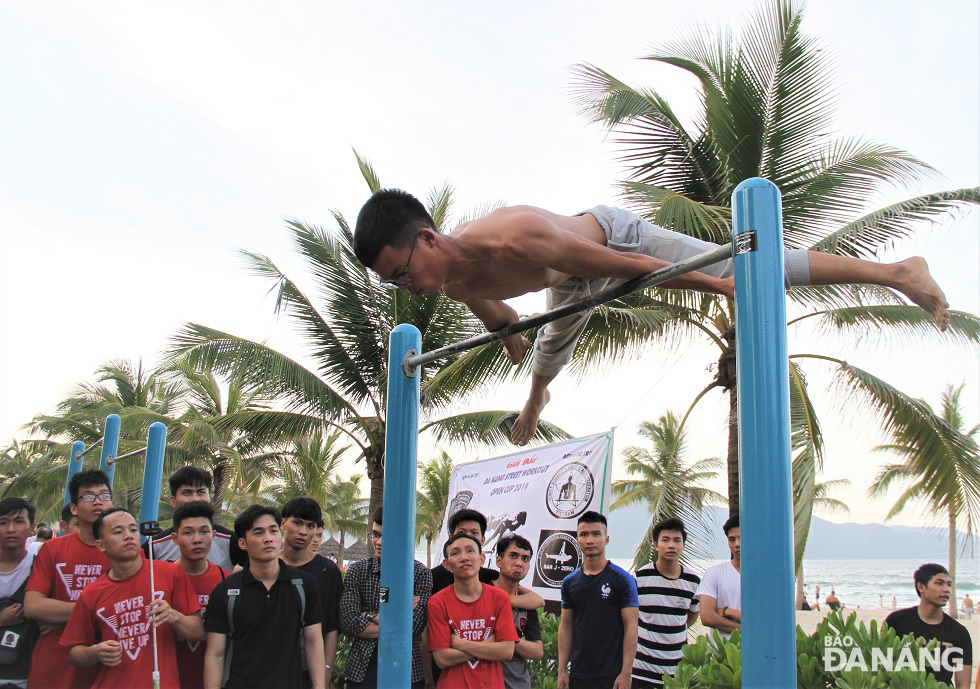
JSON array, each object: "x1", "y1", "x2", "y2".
[{"x1": 24, "y1": 470, "x2": 113, "y2": 689}]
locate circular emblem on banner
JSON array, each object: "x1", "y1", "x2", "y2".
[
  {"x1": 535, "y1": 532, "x2": 583, "y2": 588},
  {"x1": 448, "y1": 491, "x2": 473, "y2": 518},
  {"x1": 545, "y1": 462, "x2": 594, "y2": 519}
]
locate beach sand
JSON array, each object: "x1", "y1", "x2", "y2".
[{"x1": 690, "y1": 608, "x2": 979, "y2": 665}]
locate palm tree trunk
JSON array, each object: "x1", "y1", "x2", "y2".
[
  {"x1": 796, "y1": 566, "x2": 805, "y2": 610},
  {"x1": 211, "y1": 459, "x2": 228, "y2": 522},
  {"x1": 948, "y1": 508, "x2": 957, "y2": 618},
  {"x1": 366, "y1": 448, "x2": 385, "y2": 518},
  {"x1": 727, "y1": 387, "x2": 740, "y2": 518},
  {"x1": 426, "y1": 535, "x2": 432, "y2": 569},
  {"x1": 338, "y1": 530, "x2": 346, "y2": 571}
]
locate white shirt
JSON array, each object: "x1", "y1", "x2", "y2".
[
  {"x1": 0, "y1": 550, "x2": 35, "y2": 599},
  {"x1": 695, "y1": 560, "x2": 741, "y2": 638}
]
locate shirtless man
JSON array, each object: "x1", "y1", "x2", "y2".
[{"x1": 354, "y1": 190, "x2": 950, "y2": 445}]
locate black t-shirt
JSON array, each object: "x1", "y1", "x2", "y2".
[
  {"x1": 885, "y1": 606, "x2": 972, "y2": 685},
  {"x1": 296, "y1": 554, "x2": 343, "y2": 635},
  {"x1": 430, "y1": 563, "x2": 498, "y2": 595}
]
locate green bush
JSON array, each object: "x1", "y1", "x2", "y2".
[
  {"x1": 663, "y1": 611, "x2": 952, "y2": 689},
  {"x1": 528, "y1": 611, "x2": 560, "y2": 689}
]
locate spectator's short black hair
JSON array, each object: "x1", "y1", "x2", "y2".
[
  {"x1": 173, "y1": 501, "x2": 215, "y2": 531},
  {"x1": 913, "y1": 563, "x2": 950, "y2": 598},
  {"x1": 652, "y1": 517, "x2": 687, "y2": 543},
  {"x1": 35, "y1": 526, "x2": 53, "y2": 541},
  {"x1": 449, "y1": 508, "x2": 487, "y2": 536},
  {"x1": 61, "y1": 503, "x2": 74, "y2": 523},
  {"x1": 68, "y1": 470, "x2": 111, "y2": 505},
  {"x1": 92, "y1": 507, "x2": 133, "y2": 541},
  {"x1": 281, "y1": 497, "x2": 322, "y2": 525},
  {"x1": 723, "y1": 514, "x2": 740, "y2": 535},
  {"x1": 577, "y1": 510, "x2": 607, "y2": 529},
  {"x1": 372, "y1": 507, "x2": 383, "y2": 527},
  {"x1": 496, "y1": 533, "x2": 533, "y2": 557},
  {"x1": 442, "y1": 533, "x2": 482, "y2": 559},
  {"x1": 234, "y1": 505, "x2": 282, "y2": 539},
  {"x1": 354, "y1": 189, "x2": 438, "y2": 268},
  {"x1": 168, "y1": 466, "x2": 212, "y2": 496},
  {"x1": 0, "y1": 497, "x2": 35, "y2": 524}
]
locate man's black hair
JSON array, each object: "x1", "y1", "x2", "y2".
[
  {"x1": 652, "y1": 517, "x2": 687, "y2": 543},
  {"x1": 0, "y1": 497, "x2": 35, "y2": 524},
  {"x1": 449, "y1": 508, "x2": 487, "y2": 536},
  {"x1": 723, "y1": 514, "x2": 740, "y2": 535},
  {"x1": 68, "y1": 469, "x2": 111, "y2": 505},
  {"x1": 496, "y1": 533, "x2": 533, "y2": 558},
  {"x1": 913, "y1": 563, "x2": 950, "y2": 598},
  {"x1": 577, "y1": 510, "x2": 607, "y2": 528},
  {"x1": 234, "y1": 504, "x2": 282, "y2": 540},
  {"x1": 173, "y1": 500, "x2": 215, "y2": 531},
  {"x1": 168, "y1": 466, "x2": 212, "y2": 496},
  {"x1": 353, "y1": 189, "x2": 437, "y2": 268},
  {"x1": 36, "y1": 526, "x2": 53, "y2": 541},
  {"x1": 442, "y1": 533, "x2": 482, "y2": 559},
  {"x1": 281, "y1": 496, "x2": 323, "y2": 525},
  {"x1": 372, "y1": 507, "x2": 383, "y2": 527},
  {"x1": 61, "y1": 503, "x2": 74, "y2": 523},
  {"x1": 92, "y1": 507, "x2": 133, "y2": 541}
]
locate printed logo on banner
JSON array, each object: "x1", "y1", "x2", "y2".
[
  {"x1": 448, "y1": 491, "x2": 474, "y2": 519},
  {"x1": 545, "y1": 462, "x2": 594, "y2": 519},
  {"x1": 533, "y1": 530, "x2": 583, "y2": 588}
]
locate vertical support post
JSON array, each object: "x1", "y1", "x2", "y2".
[
  {"x1": 139, "y1": 423, "x2": 167, "y2": 533},
  {"x1": 378, "y1": 324, "x2": 421, "y2": 689},
  {"x1": 100, "y1": 414, "x2": 121, "y2": 488},
  {"x1": 732, "y1": 178, "x2": 795, "y2": 688},
  {"x1": 64, "y1": 442, "x2": 86, "y2": 506}
]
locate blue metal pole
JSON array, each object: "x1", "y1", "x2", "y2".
[
  {"x1": 100, "y1": 414, "x2": 121, "y2": 488},
  {"x1": 64, "y1": 442, "x2": 86, "y2": 506},
  {"x1": 139, "y1": 423, "x2": 167, "y2": 531},
  {"x1": 378, "y1": 324, "x2": 421, "y2": 689},
  {"x1": 732, "y1": 178, "x2": 795, "y2": 688}
]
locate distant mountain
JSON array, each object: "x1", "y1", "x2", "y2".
[{"x1": 607, "y1": 503, "x2": 979, "y2": 561}]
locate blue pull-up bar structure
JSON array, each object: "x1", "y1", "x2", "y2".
[{"x1": 381, "y1": 179, "x2": 795, "y2": 688}]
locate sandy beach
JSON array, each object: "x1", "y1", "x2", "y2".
[{"x1": 691, "y1": 608, "x2": 980, "y2": 664}]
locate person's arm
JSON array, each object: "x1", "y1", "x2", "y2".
[
  {"x1": 450, "y1": 633, "x2": 515, "y2": 661},
  {"x1": 463, "y1": 298, "x2": 529, "y2": 364},
  {"x1": 323, "y1": 629, "x2": 338, "y2": 685},
  {"x1": 148, "y1": 599, "x2": 204, "y2": 640},
  {"x1": 953, "y1": 664, "x2": 970, "y2": 689},
  {"x1": 697, "y1": 595, "x2": 740, "y2": 633},
  {"x1": 303, "y1": 623, "x2": 326, "y2": 689},
  {"x1": 432, "y1": 645, "x2": 474, "y2": 669},
  {"x1": 338, "y1": 563, "x2": 373, "y2": 639},
  {"x1": 203, "y1": 632, "x2": 227, "y2": 689},
  {"x1": 557, "y1": 608, "x2": 573, "y2": 689},
  {"x1": 23, "y1": 590, "x2": 73, "y2": 624},
  {"x1": 68, "y1": 641, "x2": 122, "y2": 668},
  {"x1": 687, "y1": 610, "x2": 700, "y2": 628},
  {"x1": 616, "y1": 606, "x2": 639, "y2": 689},
  {"x1": 511, "y1": 586, "x2": 545, "y2": 611}
]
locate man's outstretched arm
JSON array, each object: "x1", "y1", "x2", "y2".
[{"x1": 464, "y1": 297, "x2": 530, "y2": 364}]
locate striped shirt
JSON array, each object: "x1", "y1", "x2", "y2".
[{"x1": 632, "y1": 562, "x2": 701, "y2": 688}]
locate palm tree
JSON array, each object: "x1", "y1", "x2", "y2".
[
  {"x1": 416, "y1": 450, "x2": 454, "y2": 567},
  {"x1": 611, "y1": 412, "x2": 727, "y2": 569},
  {"x1": 167, "y1": 152, "x2": 568, "y2": 517},
  {"x1": 323, "y1": 475, "x2": 370, "y2": 569},
  {"x1": 266, "y1": 430, "x2": 348, "y2": 506},
  {"x1": 0, "y1": 439, "x2": 65, "y2": 520},
  {"x1": 870, "y1": 383, "x2": 980, "y2": 618},
  {"x1": 795, "y1": 478, "x2": 850, "y2": 609},
  {"x1": 565, "y1": 0, "x2": 980, "y2": 539}
]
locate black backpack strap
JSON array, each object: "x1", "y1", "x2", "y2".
[
  {"x1": 222, "y1": 576, "x2": 243, "y2": 687},
  {"x1": 291, "y1": 578, "x2": 307, "y2": 671}
]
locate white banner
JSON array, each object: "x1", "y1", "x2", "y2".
[{"x1": 440, "y1": 432, "x2": 614, "y2": 601}]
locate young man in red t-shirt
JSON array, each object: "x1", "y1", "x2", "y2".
[
  {"x1": 428, "y1": 533, "x2": 519, "y2": 689},
  {"x1": 24, "y1": 470, "x2": 114, "y2": 689},
  {"x1": 61, "y1": 508, "x2": 203, "y2": 689},
  {"x1": 173, "y1": 501, "x2": 228, "y2": 689}
]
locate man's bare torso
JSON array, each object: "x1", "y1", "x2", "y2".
[{"x1": 441, "y1": 205, "x2": 605, "y2": 302}]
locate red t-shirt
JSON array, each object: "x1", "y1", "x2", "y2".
[
  {"x1": 177, "y1": 562, "x2": 228, "y2": 689},
  {"x1": 427, "y1": 583, "x2": 519, "y2": 689},
  {"x1": 60, "y1": 560, "x2": 201, "y2": 689},
  {"x1": 25, "y1": 532, "x2": 110, "y2": 689}
]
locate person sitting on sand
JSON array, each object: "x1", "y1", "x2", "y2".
[
  {"x1": 354, "y1": 190, "x2": 951, "y2": 445},
  {"x1": 825, "y1": 589, "x2": 842, "y2": 611}
]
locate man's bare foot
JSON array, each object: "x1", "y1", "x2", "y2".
[
  {"x1": 511, "y1": 388, "x2": 550, "y2": 446},
  {"x1": 894, "y1": 257, "x2": 950, "y2": 332}
]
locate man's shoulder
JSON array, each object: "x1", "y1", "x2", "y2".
[
  {"x1": 347, "y1": 556, "x2": 374, "y2": 575},
  {"x1": 884, "y1": 606, "x2": 917, "y2": 628}
]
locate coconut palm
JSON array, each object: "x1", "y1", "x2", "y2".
[
  {"x1": 167, "y1": 152, "x2": 568, "y2": 517},
  {"x1": 323, "y1": 475, "x2": 370, "y2": 569},
  {"x1": 416, "y1": 450, "x2": 454, "y2": 567},
  {"x1": 870, "y1": 383, "x2": 980, "y2": 618},
  {"x1": 0, "y1": 439, "x2": 65, "y2": 520},
  {"x1": 266, "y1": 430, "x2": 349, "y2": 507},
  {"x1": 611, "y1": 412, "x2": 727, "y2": 569},
  {"x1": 561, "y1": 0, "x2": 980, "y2": 539}
]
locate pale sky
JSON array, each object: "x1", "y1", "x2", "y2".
[{"x1": 1, "y1": 0, "x2": 977, "y2": 529}]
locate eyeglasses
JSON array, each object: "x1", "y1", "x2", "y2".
[
  {"x1": 77, "y1": 492, "x2": 112, "y2": 503},
  {"x1": 379, "y1": 234, "x2": 419, "y2": 290}
]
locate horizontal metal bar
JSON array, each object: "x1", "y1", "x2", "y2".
[
  {"x1": 105, "y1": 447, "x2": 147, "y2": 467},
  {"x1": 404, "y1": 241, "x2": 734, "y2": 370},
  {"x1": 75, "y1": 437, "x2": 103, "y2": 459}
]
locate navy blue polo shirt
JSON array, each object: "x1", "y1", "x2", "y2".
[{"x1": 561, "y1": 560, "x2": 638, "y2": 678}]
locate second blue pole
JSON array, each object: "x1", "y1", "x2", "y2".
[{"x1": 378, "y1": 323, "x2": 421, "y2": 689}]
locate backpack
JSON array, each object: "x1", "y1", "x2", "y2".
[
  {"x1": 0, "y1": 576, "x2": 39, "y2": 669},
  {"x1": 221, "y1": 570, "x2": 308, "y2": 686}
]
